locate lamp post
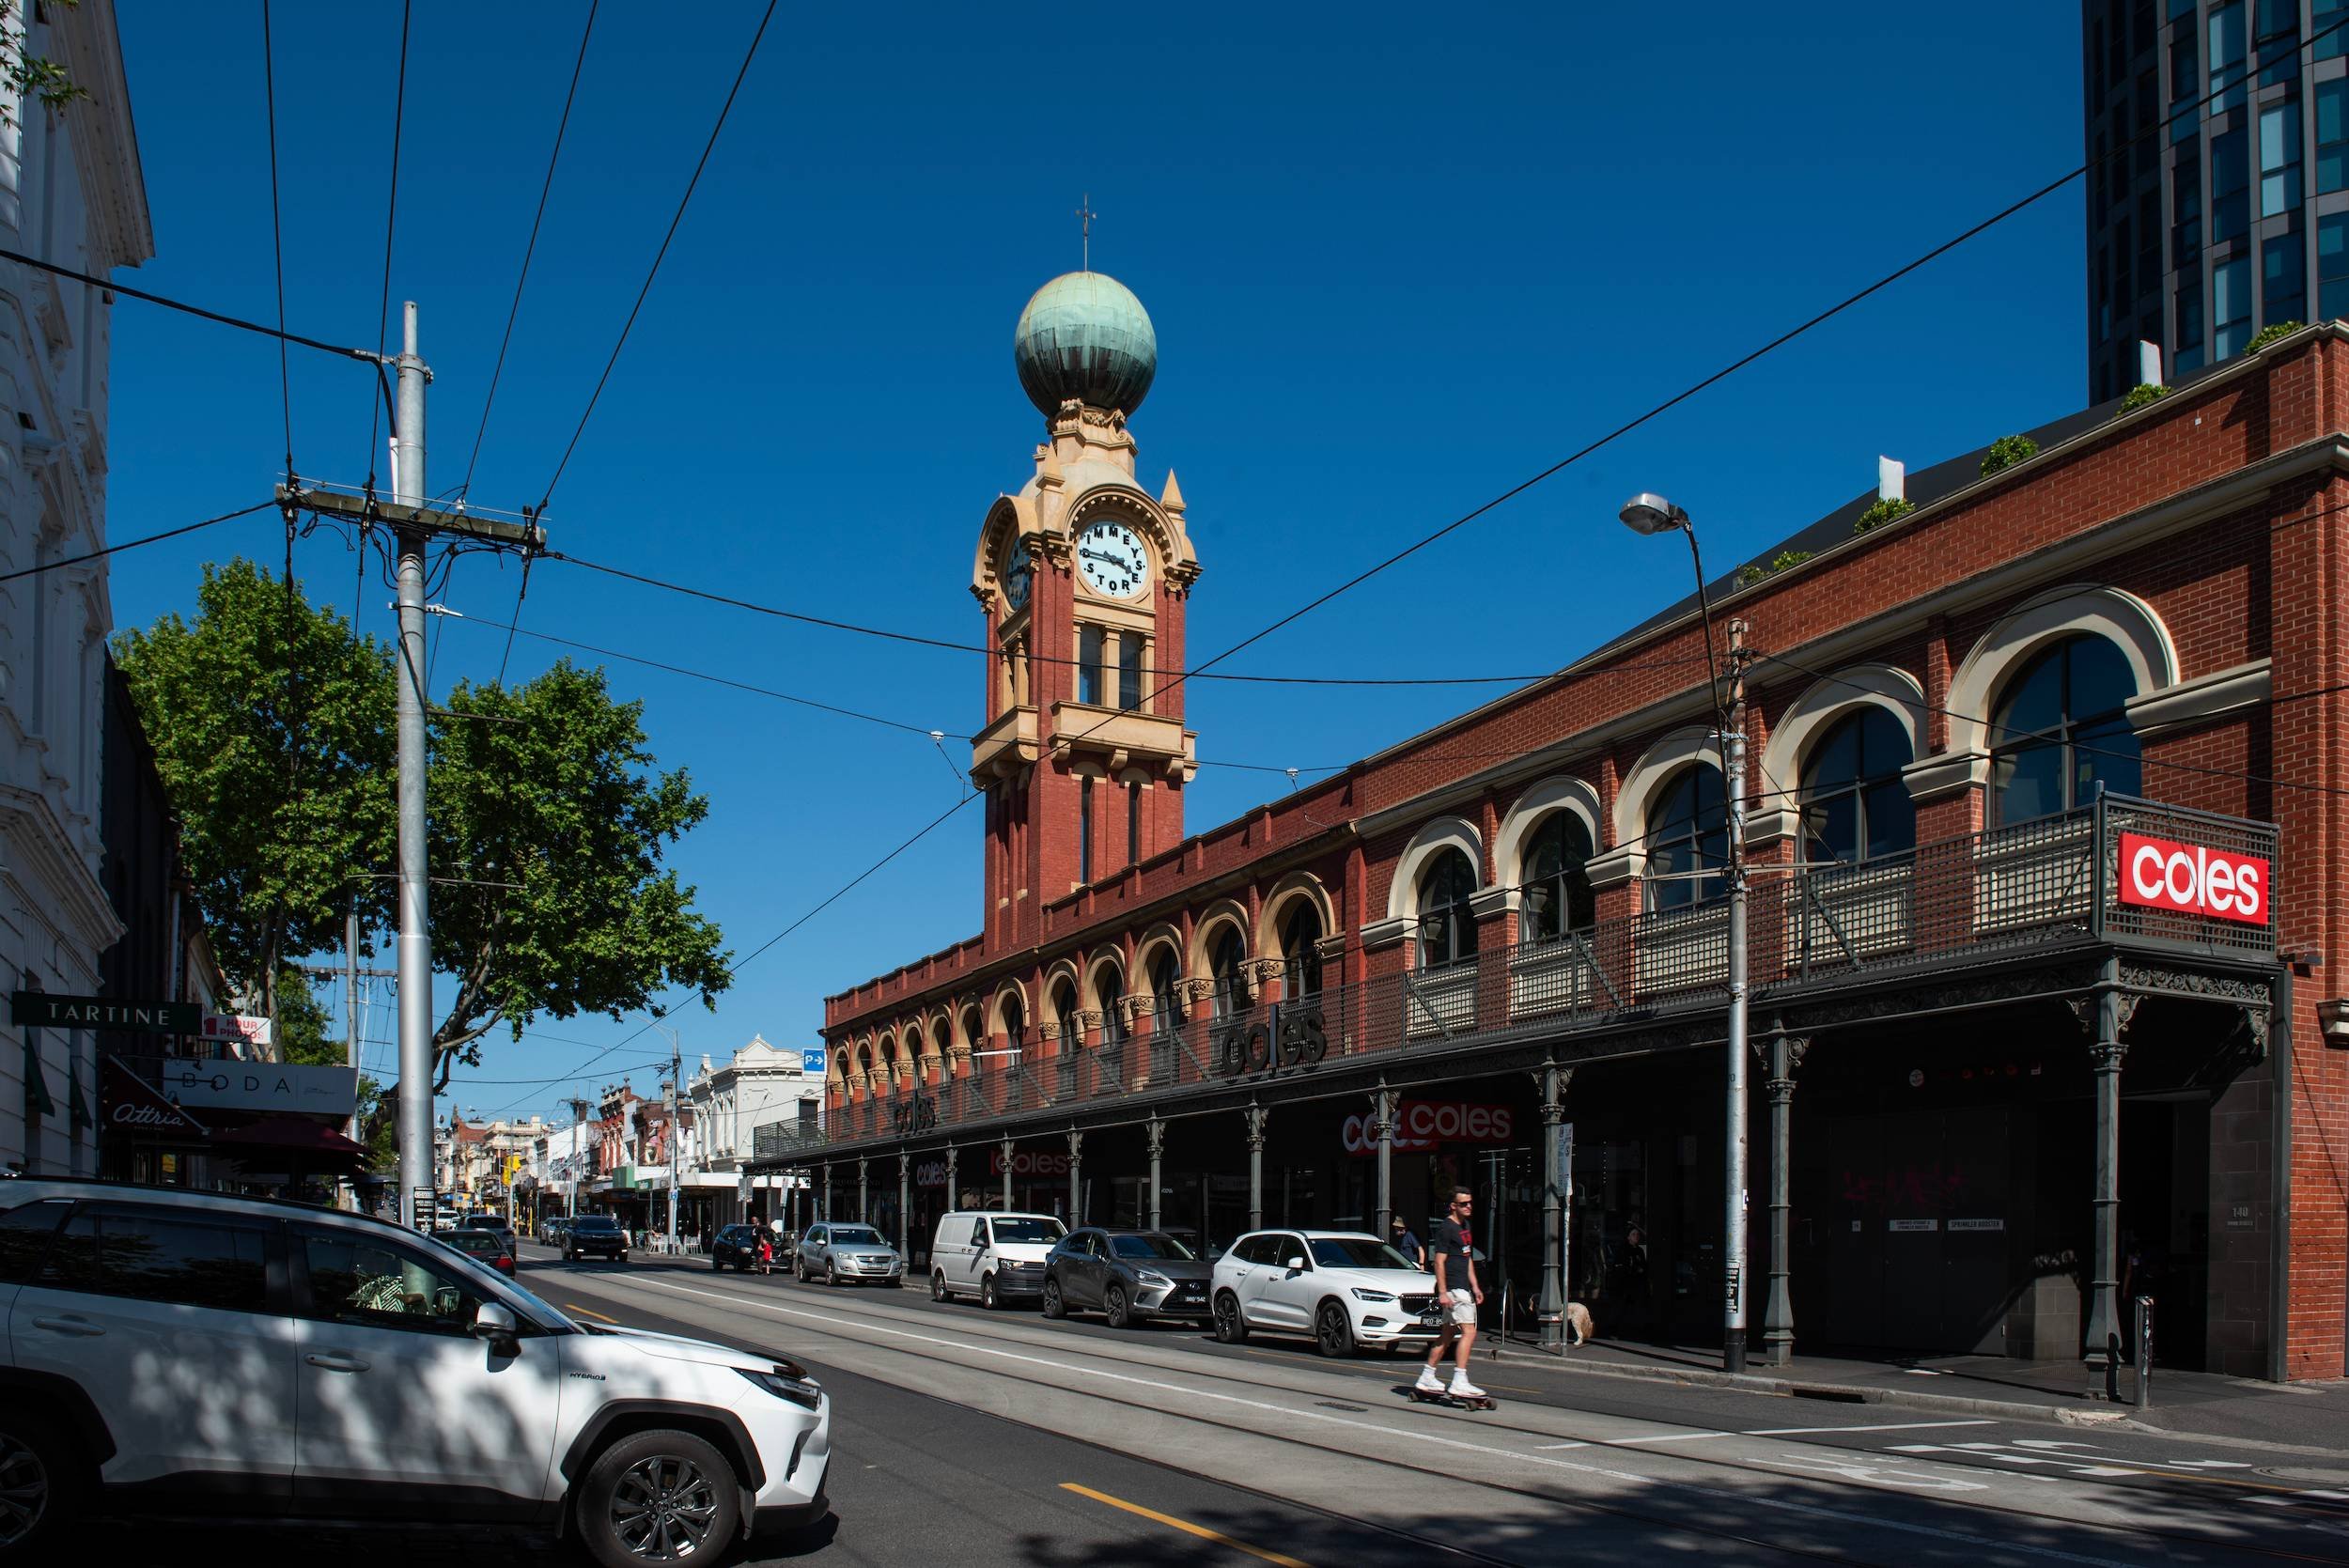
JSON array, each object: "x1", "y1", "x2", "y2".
[{"x1": 1620, "y1": 492, "x2": 1750, "y2": 1376}]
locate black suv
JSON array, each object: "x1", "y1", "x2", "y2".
[
  {"x1": 564, "y1": 1215, "x2": 629, "y2": 1263},
  {"x1": 1042, "y1": 1228, "x2": 1214, "y2": 1327}
]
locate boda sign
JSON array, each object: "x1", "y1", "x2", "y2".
[
  {"x1": 2117, "y1": 832, "x2": 2269, "y2": 924},
  {"x1": 1340, "y1": 1099, "x2": 1514, "y2": 1157}
]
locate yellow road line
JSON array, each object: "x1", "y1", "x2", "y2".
[
  {"x1": 1060, "y1": 1482, "x2": 1315, "y2": 1568},
  {"x1": 565, "y1": 1301, "x2": 619, "y2": 1323}
]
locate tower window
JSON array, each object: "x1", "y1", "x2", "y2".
[
  {"x1": 1118, "y1": 632, "x2": 1143, "y2": 710},
  {"x1": 1078, "y1": 626, "x2": 1105, "y2": 706},
  {"x1": 1128, "y1": 782, "x2": 1142, "y2": 866},
  {"x1": 1080, "y1": 775, "x2": 1095, "y2": 885}
]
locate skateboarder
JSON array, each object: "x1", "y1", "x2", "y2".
[{"x1": 1414, "y1": 1187, "x2": 1489, "y2": 1405}]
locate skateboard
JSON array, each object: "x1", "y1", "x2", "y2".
[{"x1": 1409, "y1": 1386, "x2": 1497, "y2": 1411}]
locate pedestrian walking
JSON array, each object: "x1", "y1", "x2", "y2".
[
  {"x1": 1414, "y1": 1187, "x2": 1488, "y2": 1405},
  {"x1": 1390, "y1": 1215, "x2": 1424, "y2": 1270},
  {"x1": 757, "y1": 1232, "x2": 775, "y2": 1276}
]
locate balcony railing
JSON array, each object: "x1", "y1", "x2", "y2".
[{"x1": 789, "y1": 796, "x2": 2275, "y2": 1155}]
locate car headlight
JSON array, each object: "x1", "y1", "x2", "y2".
[
  {"x1": 1135, "y1": 1270, "x2": 1174, "y2": 1290},
  {"x1": 739, "y1": 1365, "x2": 823, "y2": 1412},
  {"x1": 1350, "y1": 1288, "x2": 1398, "y2": 1304}
]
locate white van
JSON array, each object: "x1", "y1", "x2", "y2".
[{"x1": 928, "y1": 1210, "x2": 1066, "y2": 1309}]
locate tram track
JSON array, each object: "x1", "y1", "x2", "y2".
[{"x1": 552, "y1": 1263, "x2": 2349, "y2": 1567}]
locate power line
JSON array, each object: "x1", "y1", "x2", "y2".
[
  {"x1": 0, "y1": 245, "x2": 375, "y2": 361},
  {"x1": 362, "y1": 0, "x2": 413, "y2": 491},
  {"x1": 535, "y1": 0, "x2": 775, "y2": 514},
  {"x1": 462, "y1": 0, "x2": 598, "y2": 500},
  {"x1": 0, "y1": 500, "x2": 275, "y2": 582}
]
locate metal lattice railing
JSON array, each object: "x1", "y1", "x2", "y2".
[{"x1": 789, "y1": 797, "x2": 2275, "y2": 1156}]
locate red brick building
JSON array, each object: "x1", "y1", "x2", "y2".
[{"x1": 766, "y1": 276, "x2": 2346, "y2": 1383}]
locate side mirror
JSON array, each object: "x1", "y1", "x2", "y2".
[
  {"x1": 1283, "y1": 1256, "x2": 1306, "y2": 1272},
  {"x1": 472, "y1": 1300, "x2": 521, "y2": 1354}
]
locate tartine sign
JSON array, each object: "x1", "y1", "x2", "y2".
[{"x1": 10, "y1": 992, "x2": 200, "y2": 1034}]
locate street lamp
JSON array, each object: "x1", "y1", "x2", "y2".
[{"x1": 1619, "y1": 491, "x2": 1751, "y2": 1376}]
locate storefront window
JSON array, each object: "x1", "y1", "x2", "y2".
[
  {"x1": 1645, "y1": 764, "x2": 1728, "y2": 911},
  {"x1": 1989, "y1": 635, "x2": 2144, "y2": 825},
  {"x1": 1799, "y1": 707, "x2": 1916, "y2": 864},
  {"x1": 1520, "y1": 813, "x2": 1595, "y2": 942},
  {"x1": 1416, "y1": 846, "x2": 1480, "y2": 969}
]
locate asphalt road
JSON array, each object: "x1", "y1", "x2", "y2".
[{"x1": 89, "y1": 1246, "x2": 2349, "y2": 1567}]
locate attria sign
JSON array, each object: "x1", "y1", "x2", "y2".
[{"x1": 2116, "y1": 832, "x2": 2269, "y2": 924}]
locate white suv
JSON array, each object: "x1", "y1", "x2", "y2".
[
  {"x1": 1210, "y1": 1229, "x2": 1441, "y2": 1357},
  {"x1": 0, "y1": 1178, "x2": 831, "y2": 1565}
]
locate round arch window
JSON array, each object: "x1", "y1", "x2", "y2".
[
  {"x1": 1989, "y1": 635, "x2": 2142, "y2": 825},
  {"x1": 1279, "y1": 901, "x2": 1324, "y2": 998},
  {"x1": 1646, "y1": 765, "x2": 1727, "y2": 911},
  {"x1": 1208, "y1": 927, "x2": 1248, "y2": 1019},
  {"x1": 1416, "y1": 846, "x2": 1480, "y2": 969},
  {"x1": 1521, "y1": 814, "x2": 1595, "y2": 942},
  {"x1": 1800, "y1": 708, "x2": 1915, "y2": 863}
]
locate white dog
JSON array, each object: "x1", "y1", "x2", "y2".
[{"x1": 1565, "y1": 1301, "x2": 1595, "y2": 1346}]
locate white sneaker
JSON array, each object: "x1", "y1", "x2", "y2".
[
  {"x1": 1414, "y1": 1366, "x2": 1445, "y2": 1393},
  {"x1": 1448, "y1": 1374, "x2": 1487, "y2": 1400}
]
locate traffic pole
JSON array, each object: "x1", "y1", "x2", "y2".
[{"x1": 393, "y1": 302, "x2": 434, "y2": 1232}]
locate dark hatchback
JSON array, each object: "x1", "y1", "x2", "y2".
[
  {"x1": 563, "y1": 1214, "x2": 628, "y2": 1262},
  {"x1": 710, "y1": 1223, "x2": 770, "y2": 1272},
  {"x1": 437, "y1": 1226, "x2": 514, "y2": 1277},
  {"x1": 1043, "y1": 1228, "x2": 1214, "y2": 1327}
]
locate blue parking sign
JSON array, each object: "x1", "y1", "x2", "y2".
[{"x1": 802, "y1": 1047, "x2": 826, "y2": 1075}]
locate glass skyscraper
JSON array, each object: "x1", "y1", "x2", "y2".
[{"x1": 2085, "y1": 0, "x2": 2349, "y2": 402}]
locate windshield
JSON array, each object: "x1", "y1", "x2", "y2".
[
  {"x1": 828, "y1": 1226, "x2": 885, "y2": 1247},
  {"x1": 1310, "y1": 1237, "x2": 1419, "y2": 1271},
  {"x1": 443, "y1": 1232, "x2": 499, "y2": 1252},
  {"x1": 989, "y1": 1218, "x2": 1065, "y2": 1245},
  {"x1": 1111, "y1": 1233, "x2": 1196, "y2": 1261},
  {"x1": 574, "y1": 1217, "x2": 619, "y2": 1232}
]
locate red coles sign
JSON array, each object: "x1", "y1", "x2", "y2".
[{"x1": 2117, "y1": 832, "x2": 2270, "y2": 924}]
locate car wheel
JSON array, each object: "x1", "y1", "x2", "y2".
[
  {"x1": 827, "y1": 1262, "x2": 840, "y2": 1288},
  {"x1": 0, "y1": 1415, "x2": 84, "y2": 1563},
  {"x1": 1105, "y1": 1284, "x2": 1132, "y2": 1330},
  {"x1": 931, "y1": 1269, "x2": 949, "y2": 1302},
  {"x1": 574, "y1": 1427, "x2": 740, "y2": 1568},
  {"x1": 796, "y1": 1258, "x2": 808, "y2": 1283},
  {"x1": 1212, "y1": 1289, "x2": 1248, "y2": 1343},
  {"x1": 1042, "y1": 1278, "x2": 1066, "y2": 1318},
  {"x1": 981, "y1": 1273, "x2": 1000, "y2": 1311},
  {"x1": 710, "y1": 1255, "x2": 722, "y2": 1271},
  {"x1": 1315, "y1": 1300, "x2": 1355, "y2": 1358}
]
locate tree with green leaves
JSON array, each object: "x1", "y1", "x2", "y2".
[
  {"x1": 4, "y1": 1, "x2": 89, "y2": 129},
  {"x1": 116, "y1": 559, "x2": 732, "y2": 1088}
]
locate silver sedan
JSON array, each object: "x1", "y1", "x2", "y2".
[{"x1": 795, "y1": 1220, "x2": 905, "y2": 1286}]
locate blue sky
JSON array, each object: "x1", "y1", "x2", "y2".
[{"x1": 100, "y1": 2, "x2": 2086, "y2": 1124}]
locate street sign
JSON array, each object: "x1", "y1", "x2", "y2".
[
  {"x1": 161, "y1": 1058, "x2": 360, "y2": 1117},
  {"x1": 802, "y1": 1047, "x2": 827, "y2": 1075},
  {"x1": 12, "y1": 992, "x2": 199, "y2": 1034},
  {"x1": 201, "y1": 1013, "x2": 274, "y2": 1048}
]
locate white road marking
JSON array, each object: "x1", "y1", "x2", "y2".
[
  {"x1": 1609, "y1": 1430, "x2": 1737, "y2": 1445},
  {"x1": 1741, "y1": 1421, "x2": 1997, "y2": 1436},
  {"x1": 597, "y1": 1272, "x2": 2153, "y2": 1567}
]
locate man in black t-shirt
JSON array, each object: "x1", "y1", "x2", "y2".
[{"x1": 1413, "y1": 1187, "x2": 1486, "y2": 1402}]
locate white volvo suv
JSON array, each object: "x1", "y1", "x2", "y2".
[
  {"x1": 1210, "y1": 1229, "x2": 1442, "y2": 1357},
  {"x1": 0, "y1": 1178, "x2": 831, "y2": 1565}
]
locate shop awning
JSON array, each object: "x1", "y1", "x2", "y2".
[
  {"x1": 204, "y1": 1113, "x2": 368, "y2": 1174},
  {"x1": 101, "y1": 1055, "x2": 206, "y2": 1139}
]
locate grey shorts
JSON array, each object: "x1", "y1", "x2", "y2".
[{"x1": 1444, "y1": 1287, "x2": 1477, "y2": 1326}]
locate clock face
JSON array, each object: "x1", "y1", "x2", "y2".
[
  {"x1": 1003, "y1": 540, "x2": 1033, "y2": 611},
  {"x1": 1077, "y1": 520, "x2": 1150, "y2": 598}
]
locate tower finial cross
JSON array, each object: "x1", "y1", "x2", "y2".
[{"x1": 1077, "y1": 193, "x2": 1096, "y2": 271}]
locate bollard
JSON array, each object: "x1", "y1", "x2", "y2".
[{"x1": 2134, "y1": 1295, "x2": 2155, "y2": 1409}]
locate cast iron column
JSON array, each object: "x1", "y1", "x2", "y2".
[
  {"x1": 1245, "y1": 1102, "x2": 1268, "y2": 1232},
  {"x1": 2082, "y1": 962, "x2": 2138, "y2": 1394},
  {"x1": 1537, "y1": 1061, "x2": 1569, "y2": 1348},
  {"x1": 858, "y1": 1157, "x2": 870, "y2": 1225},
  {"x1": 822, "y1": 1164, "x2": 832, "y2": 1224},
  {"x1": 1762, "y1": 1024, "x2": 1808, "y2": 1366},
  {"x1": 897, "y1": 1151, "x2": 910, "y2": 1260},
  {"x1": 1145, "y1": 1117, "x2": 1165, "y2": 1232},
  {"x1": 1372, "y1": 1082, "x2": 1397, "y2": 1236},
  {"x1": 1000, "y1": 1136, "x2": 1014, "y2": 1212},
  {"x1": 944, "y1": 1144, "x2": 959, "y2": 1210},
  {"x1": 1067, "y1": 1130, "x2": 1084, "y2": 1225}
]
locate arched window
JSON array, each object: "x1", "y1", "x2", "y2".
[
  {"x1": 1646, "y1": 764, "x2": 1728, "y2": 911},
  {"x1": 1279, "y1": 902, "x2": 1324, "y2": 998},
  {"x1": 1520, "y1": 813, "x2": 1595, "y2": 942},
  {"x1": 1097, "y1": 966, "x2": 1127, "y2": 1048},
  {"x1": 903, "y1": 1025, "x2": 926, "y2": 1086},
  {"x1": 960, "y1": 1007, "x2": 984, "y2": 1080},
  {"x1": 998, "y1": 995, "x2": 1025, "y2": 1071},
  {"x1": 1416, "y1": 846, "x2": 1480, "y2": 968},
  {"x1": 1208, "y1": 927, "x2": 1248, "y2": 1020},
  {"x1": 1053, "y1": 983, "x2": 1081, "y2": 1047},
  {"x1": 1800, "y1": 708, "x2": 1916, "y2": 863},
  {"x1": 1989, "y1": 635, "x2": 2143, "y2": 825},
  {"x1": 1149, "y1": 950, "x2": 1182, "y2": 1037}
]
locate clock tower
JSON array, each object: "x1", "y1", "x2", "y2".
[{"x1": 971, "y1": 271, "x2": 1200, "y2": 949}]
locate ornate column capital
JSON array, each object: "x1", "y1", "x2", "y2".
[
  {"x1": 1243, "y1": 1102, "x2": 1268, "y2": 1149},
  {"x1": 2088, "y1": 1040, "x2": 2130, "y2": 1073},
  {"x1": 1067, "y1": 1129, "x2": 1084, "y2": 1158},
  {"x1": 1144, "y1": 1118, "x2": 1165, "y2": 1158}
]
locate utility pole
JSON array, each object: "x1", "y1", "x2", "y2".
[
  {"x1": 279, "y1": 302, "x2": 545, "y2": 1233},
  {"x1": 566, "y1": 1095, "x2": 591, "y2": 1218},
  {"x1": 344, "y1": 901, "x2": 361, "y2": 1209},
  {"x1": 1722, "y1": 615, "x2": 1751, "y2": 1376},
  {"x1": 653, "y1": 1023, "x2": 681, "y2": 1254}
]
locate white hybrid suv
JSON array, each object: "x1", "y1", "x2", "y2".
[
  {"x1": 1210, "y1": 1229, "x2": 1442, "y2": 1357},
  {"x1": 0, "y1": 1178, "x2": 830, "y2": 1565}
]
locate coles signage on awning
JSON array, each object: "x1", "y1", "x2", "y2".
[
  {"x1": 1341, "y1": 1099, "x2": 1515, "y2": 1157},
  {"x1": 2116, "y1": 832, "x2": 2270, "y2": 924}
]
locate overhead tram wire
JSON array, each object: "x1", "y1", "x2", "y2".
[
  {"x1": 532, "y1": 0, "x2": 776, "y2": 518},
  {"x1": 0, "y1": 501, "x2": 277, "y2": 583},
  {"x1": 481, "y1": 788, "x2": 980, "y2": 1117},
  {"x1": 0, "y1": 246, "x2": 377, "y2": 364}
]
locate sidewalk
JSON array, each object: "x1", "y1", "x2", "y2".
[{"x1": 1485, "y1": 1331, "x2": 2349, "y2": 1452}]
